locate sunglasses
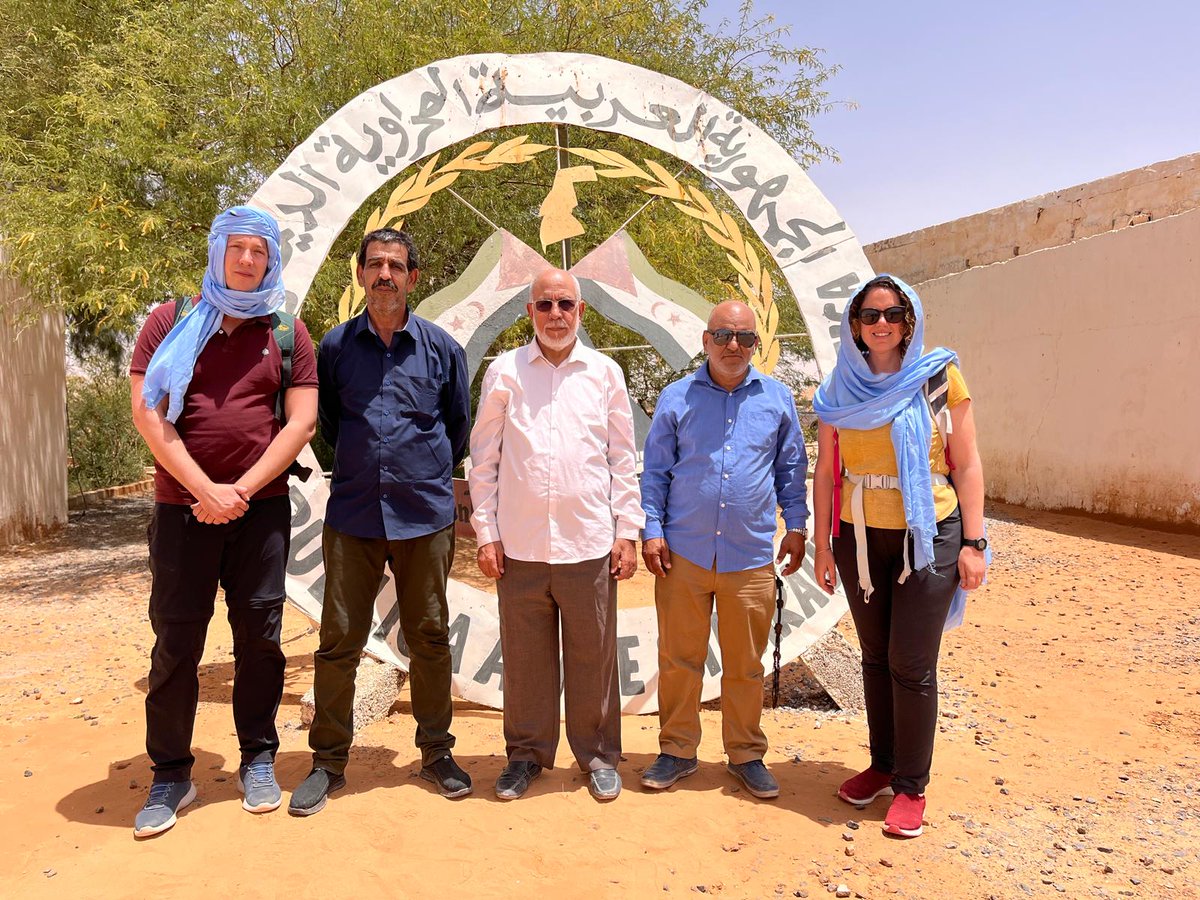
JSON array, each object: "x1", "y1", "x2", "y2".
[
  {"x1": 706, "y1": 328, "x2": 758, "y2": 348},
  {"x1": 533, "y1": 298, "x2": 577, "y2": 313},
  {"x1": 856, "y1": 306, "x2": 906, "y2": 325}
]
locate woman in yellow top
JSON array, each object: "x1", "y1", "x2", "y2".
[{"x1": 812, "y1": 274, "x2": 987, "y2": 838}]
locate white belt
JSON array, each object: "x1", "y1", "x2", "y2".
[{"x1": 845, "y1": 472, "x2": 950, "y2": 601}]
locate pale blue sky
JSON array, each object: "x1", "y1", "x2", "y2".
[{"x1": 702, "y1": 1, "x2": 1200, "y2": 243}]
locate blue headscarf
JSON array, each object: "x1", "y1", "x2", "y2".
[
  {"x1": 141, "y1": 205, "x2": 286, "y2": 422},
  {"x1": 812, "y1": 274, "x2": 957, "y2": 573}
]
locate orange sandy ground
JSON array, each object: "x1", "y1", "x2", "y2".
[{"x1": 1, "y1": 498, "x2": 1197, "y2": 900}]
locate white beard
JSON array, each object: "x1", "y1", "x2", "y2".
[{"x1": 534, "y1": 321, "x2": 578, "y2": 352}]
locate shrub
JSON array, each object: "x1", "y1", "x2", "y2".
[{"x1": 66, "y1": 361, "x2": 150, "y2": 493}]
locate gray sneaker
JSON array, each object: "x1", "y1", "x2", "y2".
[
  {"x1": 133, "y1": 780, "x2": 196, "y2": 838},
  {"x1": 237, "y1": 760, "x2": 282, "y2": 813}
]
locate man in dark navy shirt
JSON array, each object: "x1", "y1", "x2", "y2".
[{"x1": 289, "y1": 228, "x2": 471, "y2": 815}]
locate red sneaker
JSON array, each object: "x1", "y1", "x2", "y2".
[
  {"x1": 883, "y1": 792, "x2": 926, "y2": 837},
  {"x1": 838, "y1": 767, "x2": 894, "y2": 805}
]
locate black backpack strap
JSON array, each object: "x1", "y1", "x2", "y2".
[
  {"x1": 269, "y1": 311, "x2": 295, "y2": 423},
  {"x1": 269, "y1": 311, "x2": 312, "y2": 483},
  {"x1": 925, "y1": 364, "x2": 952, "y2": 447},
  {"x1": 171, "y1": 295, "x2": 198, "y2": 327}
]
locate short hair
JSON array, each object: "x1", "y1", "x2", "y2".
[
  {"x1": 847, "y1": 274, "x2": 917, "y2": 356},
  {"x1": 357, "y1": 228, "x2": 420, "y2": 270}
]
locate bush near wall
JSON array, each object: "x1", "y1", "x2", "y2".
[{"x1": 66, "y1": 362, "x2": 151, "y2": 493}]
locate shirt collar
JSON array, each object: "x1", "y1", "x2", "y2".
[
  {"x1": 354, "y1": 306, "x2": 418, "y2": 344},
  {"x1": 695, "y1": 360, "x2": 762, "y2": 392},
  {"x1": 525, "y1": 336, "x2": 585, "y2": 367}
]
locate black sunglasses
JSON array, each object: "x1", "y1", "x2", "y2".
[
  {"x1": 533, "y1": 298, "x2": 577, "y2": 313},
  {"x1": 706, "y1": 328, "x2": 758, "y2": 348},
  {"x1": 856, "y1": 306, "x2": 906, "y2": 325}
]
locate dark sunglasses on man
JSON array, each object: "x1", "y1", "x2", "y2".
[
  {"x1": 706, "y1": 328, "x2": 758, "y2": 349},
  {"x1": 533, "y1": 298, "x2": 577, "y2": 313},
  {"x1": 856, "y1": 306, "x2": 906, "y2": 325}
]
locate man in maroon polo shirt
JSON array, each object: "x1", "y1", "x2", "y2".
[{"x1": 127, "y1": 206, "x2": 317, "y2": 837}]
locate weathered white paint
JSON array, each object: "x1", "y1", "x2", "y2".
[
  {"x1": 905, "y1": 208, "x2": 1200, "y2": 527},
  {"x1": 867, "y1": 152, "x2": 1200, "y2": 286},
  {"x1": 0, "y1": 253, "x2": 67, "y2": 544}
]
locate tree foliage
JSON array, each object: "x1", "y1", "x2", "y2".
[{"x1": 1, "y1": 0, "x2": 839, "y2": 339}]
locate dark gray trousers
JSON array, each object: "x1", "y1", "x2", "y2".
[{"x1": 496, "y1": 555, "x2": 621, "y2": 772}]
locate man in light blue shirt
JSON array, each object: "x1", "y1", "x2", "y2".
[{"x1": 640, "y1": 300, "x2": 808, "y2": 799}]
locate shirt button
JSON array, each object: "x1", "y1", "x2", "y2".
[
  {"x1": 720, "y1": 503, "x2": 726, "y2": 508},
  {"x1": 725, "y1": 445, "x2": 731, "y2": 450},
  {"x1": 386, "y1": 353, "x2": 392, "y2": 358},
  {"x1": 383, "y1": 437, "x2": 390, "y2": 443},
  {"x1": 727, "y1": 418, "x2": 732, "y2": 424},
  {"x1": 723, "y1": 473, "x2": 729, "y2": 479},
  {"x1": 716, "y1": 530, "x2": 722, "y2": 536}
]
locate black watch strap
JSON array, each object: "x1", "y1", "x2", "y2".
[{"x1": 962, "y1": 536, "x2": 988, "y2": 551}]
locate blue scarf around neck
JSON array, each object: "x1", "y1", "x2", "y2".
[
  {"x1": 812, "y1": 274, "x2": 957, "y2": 572},
  {"x1": 141, "y1": 205, "x2": 286, "y2": 422}
]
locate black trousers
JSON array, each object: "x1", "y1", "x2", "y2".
[
  {"x1": 833, "y1": 507, "x2": 962, "y2": 794},
  {"x1": 144, "y1": 497, "x2": 290, "y2": 783}
]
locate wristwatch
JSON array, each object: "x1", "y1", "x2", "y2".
[{"x1": 962, "y1": 536, "x2": 988, "y2": 551}]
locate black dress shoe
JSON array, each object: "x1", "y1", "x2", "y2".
[
  {"x1": 494, "y1": 760, "x2": 542, "y2": 800},
  {"x1": 420, "y1": 753, "x2": 473, "y2": 799}
]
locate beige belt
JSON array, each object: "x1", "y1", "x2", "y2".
[{"x1": 844, "y1": 472, "x2": 950, "y2": 601}]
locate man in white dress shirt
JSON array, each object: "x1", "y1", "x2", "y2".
[{"x1": 469, "y1": 267, "x2": 643, "y2": 802}]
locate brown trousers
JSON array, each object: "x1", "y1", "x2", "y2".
[
  {"x1": 496, "y1": 554, "x2": 621, "y2": 772},
  {"x1": 655, "y1": 554, "x2": 776, "y2": 764}
]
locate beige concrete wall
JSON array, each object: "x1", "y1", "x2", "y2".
[
  {"x1": 909, "y1": 207, "x2": 1200, "y2": 527},
  {"x1": 867, "y1": 153, "x2": 1200, "y2": 286},
  {"x1": 0, "y1": 256, "x2": 67, "y2": 545}
]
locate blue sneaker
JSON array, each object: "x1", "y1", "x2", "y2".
[
  {"x1": 640, "y1": 753, "x2": 699, "y2": 790},
  {"x1": 727, "y1": 759, "x2": 780, "y2": 799},
  {"x1": 237, "y1": 760, "x2": 281, "y2": 813},
  {"x1": 133, "y1": 780, "x2": 196, "y2": 837}
]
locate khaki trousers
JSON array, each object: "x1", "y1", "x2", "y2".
[
  {"x1": 497, "y1": 555, "x2": 621, "y2": 772},
  {"x1": 655, "y1": 554, "x2": 776, "y2": 764}
]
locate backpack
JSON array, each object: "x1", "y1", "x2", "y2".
[{"x1": 172, "y1": 296, "x2": 295, "y2": 423}]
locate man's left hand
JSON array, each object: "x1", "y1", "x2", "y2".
[
  {"x1": 776, "y1": 530, "x2": 806, "y2": 577},
  {"x1": 611, "y1": 538, "x2": 637, "y2": 581}
]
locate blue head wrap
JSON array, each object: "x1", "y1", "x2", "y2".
[
  {"x1": 141, "y1": 205, "x2": 286, "y2": 422},
  {"x1": 812, "y1": 274, "x2": 957, "y2": 572}
]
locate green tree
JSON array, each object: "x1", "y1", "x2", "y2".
[{"x1": 1, "y1": 0, "x2": 840, "y2": 352}]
